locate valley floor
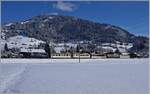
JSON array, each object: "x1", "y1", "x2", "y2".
[{"x1": 0, "y1": 59, "x2": 149, "y2": 94}]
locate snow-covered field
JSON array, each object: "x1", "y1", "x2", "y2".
[{"x1": 0, "y1": 59, "x2": 149, "y2": 94}]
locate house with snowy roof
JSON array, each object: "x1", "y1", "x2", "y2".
[{"x1": 19, "y1": 48, "x2": 48, "y2": 58}]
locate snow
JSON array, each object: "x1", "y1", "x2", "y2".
[
  {"x1": 54, "y1": 47, "x2": 64, "y2": 53},
  {"x1": 5, "y1": 35, "x2": 45, "y2": 49},
  {"x1": 48, "y1": 16, "x2": 53, "y2": 19},
  {"x1": 0, "y1": 59, "x2": 148, "y2": 94},
  {"x1": 5, "y1": 23, "x2": 13, "y2": 26},
  {"x1": 1, "y1": 32, "x2": 7, "y2": 50},
  {"x1": 1, "y1": 39, "x2": 6, "y2": 50},
  {"x1": 39, "y1": 23, "x2": 45, "y2": 28},
  {"x1": 1, "y1": 32, "x2": 6, "y2": 40},
  {"x1": 20, "y1": 48, "x2": 45, "y2": 53},
  {"x1": 21, "y1": 21, "x2": 29, "y2": 24},
  {"x1": 102, "y1": 46, "x2": 116, "y2": 52},
  {"x1": 54, "y1": 43, "x2": 77, "y2": 53},
  {"x1": 43, "y1": 19, "x2": 49, "y2": 22},
  {"x1": 43, "y1": 17, "x2": 53, "y2": 22},
  {"x1": 56, "y1": 43, "x2": 77, "y2": 47},
  {"x1": 0, "y1": 64, "x2": 27, "y2": 93},
  {"x1": 101, "y1": 42, "x2": 133, "y2": 53},
  {"x1": 105, "y1": 25, "x2": 112, "y2": 29}
]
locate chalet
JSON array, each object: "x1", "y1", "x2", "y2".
[
  {"x1": 120, "y1": 52, "x2": 130, "y2": 59},
  {"x1": 51, "y1": 53, "x2": 91, "y2": 59},
  {"x1": 52, "y1": 53, "x2": 71, "y2": 59},
  {"x1": 128, "y1": 53, "x2": 139, "y2": 58},
  {"x1": 73, "y1": 53, "x2": 91, "y2": 59},
  {"x1": 19, "y1": 48, "x2": 48, "y2": 58},
  {"x1": 105, "y1": 52, "x2": 120, "y2": 58},
  {"x1": 120, "y1": 55, "x2": 130, "y2": 59},
  {"x1": 103, "y1": 47, "x2": 119, "y2": 58},
  {"x1": 92, "y1": 54, "x2": 106, "y2": 59}
]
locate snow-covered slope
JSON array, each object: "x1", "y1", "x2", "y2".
[
  {"x1": 4, "y1": 23, "x2": 13, "y2": 26},
  {"x1": 1, "y1": 35, "x2": 45, "y2": 50}
]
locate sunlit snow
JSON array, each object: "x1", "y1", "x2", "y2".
[{"x1": 0, "y1": 59, "x2": 148, "y2": 94}]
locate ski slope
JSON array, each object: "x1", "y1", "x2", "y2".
[{"x1": 0, "y1": 59, "x2": 149, "y2": 94}]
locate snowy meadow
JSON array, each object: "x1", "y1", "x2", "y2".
[{"x1": 0, "y1": 59, "x2": 149, "y2": 94}]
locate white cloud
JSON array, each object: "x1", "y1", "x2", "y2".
[{"x1": 53, "y1": 1, "x2": 76, "y2": 12}]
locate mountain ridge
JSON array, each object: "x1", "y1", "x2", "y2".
[
  {"x1": 1, "y1": 14, "x2": 149, "y2": 56},
  {"x1": 2, "y1": 14, "x2": 135, "y2": 42}
]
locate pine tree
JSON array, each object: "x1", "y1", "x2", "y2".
[
  {"x1": 4, "y1": 43, "x2": 9, "y2": 51},
  {"x1": 76, "y1": 45, "x2": 80, "y2": 53},
  {"x1": 70, "y1": 47, "x2": 74, "y2": 58},
  {"x1": 44, "y1": 42, "x2": 51, "y2": 58}
]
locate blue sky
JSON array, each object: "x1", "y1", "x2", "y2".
[{"x1": 1, "y1": 1, "x2": 149, "y2": 37}]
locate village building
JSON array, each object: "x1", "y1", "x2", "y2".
[
  {"x1": 105, "y1": 52, "x2": 120, "y2": 58},
  {"x1": 19, "y1": 48, "x2": 48, "y2": 58},
  {"x1": 92, "y1": 54, "x2": 106, "y2": 59},
  {"x1": 52, "y1": 53, "x2": 71, "y2": 59},
  {"x1": 73, "y1": 53, "x2": 91, "y2": 59}
]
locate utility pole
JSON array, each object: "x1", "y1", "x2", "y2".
[{"x1": 50, "y1": 38, "x2": 54, "y2": 63}]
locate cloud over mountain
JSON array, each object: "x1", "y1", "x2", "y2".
[{"x1": 53, "y1": 1, "x2": 76, "y2": 12}]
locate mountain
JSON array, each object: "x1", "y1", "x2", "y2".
[
  {"x1": 1, "y1": 14, "x2": 149, "y2": 57},
  {"x1": 2, "y1": 14, "x2": 135, "y2": 42}
]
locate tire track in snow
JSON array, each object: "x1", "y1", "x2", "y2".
[{"x1": 0, "y1": 64, "x2": 28, "y2": 93}]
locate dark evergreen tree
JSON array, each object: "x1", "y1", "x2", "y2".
[
  {"x1": 76, "y1": 45, "x2": 80, "y2": 53},
  {"x1": 69, "y1": 47, "x2": 74, "y2": 58},
  {"x1": 44, "y1": 42, "x2": 51, "y2": 58},
  {"x1": 115, "y1": 48, "x2": 121, "y2": 55},
  {"x1": 89, "y1": 53, "x2": 92, "y2": 59},
  {"x1": 4, "y1": 43, "x2": 9, "y2": 51}
]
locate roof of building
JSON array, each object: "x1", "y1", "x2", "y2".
[{"x1": 20, "y1": 48, "x2": 46, "y2": 53}]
